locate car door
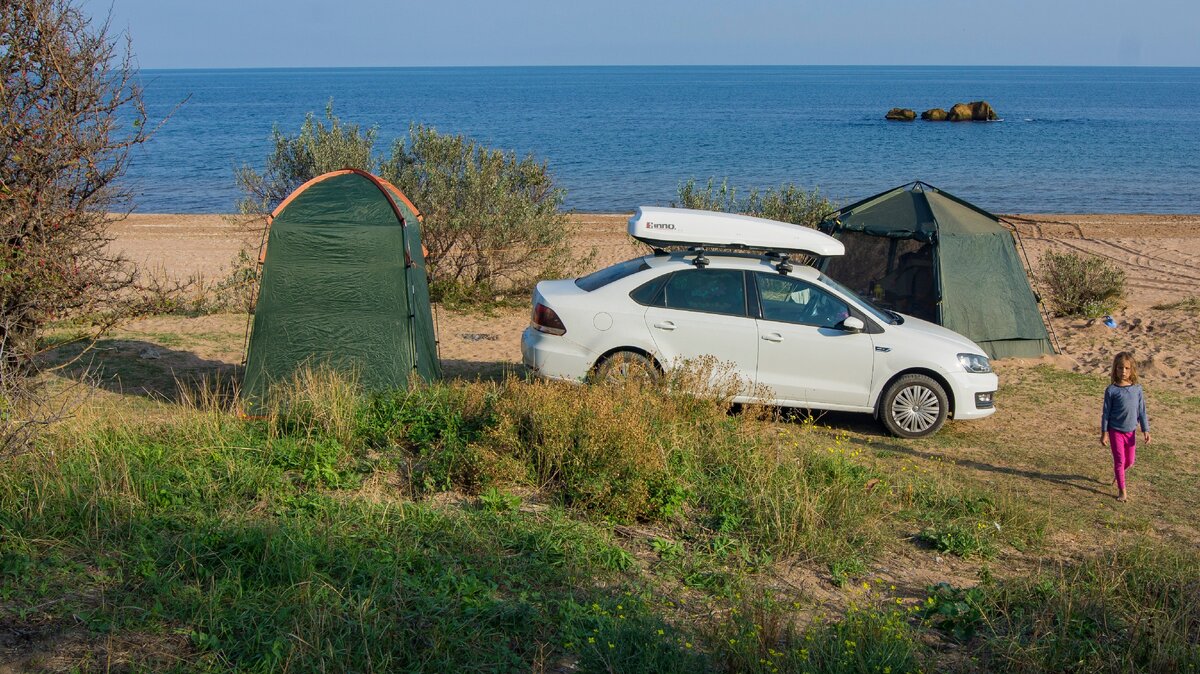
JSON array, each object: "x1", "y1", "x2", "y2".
[
  {"x1": 752, "y1": 272, "x2": 875, "y2": 408},
  {"x1": 639, "y1": 268, "x2": 759, "y2": 393}
]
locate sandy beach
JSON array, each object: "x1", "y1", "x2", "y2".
[{"x1": 108, "y1": 212, "x2": 1200, "y2": 393}]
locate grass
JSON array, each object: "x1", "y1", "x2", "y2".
[
  {"x1": 923, "y1": 544, "x2": 1200, "y2": 673},
  {"x1": 5, "y1": 322, "x2": 1199, "y2": 671},
  {"x1": 1152, "y1": 295, "x2": 1200, "y2": 312}
]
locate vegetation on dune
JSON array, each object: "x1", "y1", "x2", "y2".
[
  {"x1": 234, "y1": 105, "x2": 588, "y2": 304},
  {"x1": 1038, "y1": 250, "x2": 1126, "y2": 317},
  {"x1": 675, "y1": 177, "x2": 838, "y2": 229}
]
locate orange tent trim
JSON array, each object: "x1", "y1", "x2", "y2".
[{"x1": 257, "y1": 169, "x2": 424, "y2": 264}]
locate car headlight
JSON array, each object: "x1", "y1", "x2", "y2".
[{"x1": 957, "y1": 353, "x2": 992, "y2": 374}]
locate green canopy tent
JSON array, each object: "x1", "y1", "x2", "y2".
[
  {"x1": 817, "y1": 181, "x2": 1055, "y2": 359},
  {"x1": 242, "y1": 169, "x2": 440, "y2": 413}
]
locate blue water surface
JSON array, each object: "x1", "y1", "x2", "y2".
[{"x1": 128, "y1": 66, "x2": 1200, "y2": 214}]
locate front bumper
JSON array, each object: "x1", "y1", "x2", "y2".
[{"x1": 945, "y1": 370, "x2": 999, "y2": 420}]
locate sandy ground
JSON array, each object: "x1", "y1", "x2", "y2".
[{"x1": 108, "y1": 212, "x2": 1200, "y2": 393}]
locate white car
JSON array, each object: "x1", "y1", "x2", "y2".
[{"x1": 521, "y1": 207, "x2": 998, "y2": 437}]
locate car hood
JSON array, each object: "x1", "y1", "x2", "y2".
[{"x1": 888, "y1": 315, "x2": 988, "y2": 355}]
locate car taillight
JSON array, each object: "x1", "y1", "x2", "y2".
[{"x1": 532, "y1": 302, "x2": 566, "y2": 336}]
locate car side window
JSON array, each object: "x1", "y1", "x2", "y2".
[
  {"x1": 629, "y1": 273, "x2": 669, "y2": 306},
  {"x1": 657, "y1": 269, "x2": 747, "y2": 316},
  {"x1": 755, "y1": 273, "x2": 850, "y2": 329}
]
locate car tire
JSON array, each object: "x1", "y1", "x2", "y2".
[
  {"x1": 593, "y1": 351, "x2": 659, "y2": 386},
  {"x1": 879, "y1": 374, "x2": 948, "y2": 438}
]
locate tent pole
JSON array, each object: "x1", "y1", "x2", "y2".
[
  {"x1": 1000, "y1": 216, "x2": 1063, "y2": 354},
  {"x1": 239, "y1": 214, "x2": 273, "y2": 369}
]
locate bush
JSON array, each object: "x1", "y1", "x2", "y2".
[
  {"x1": 382, "y1": 124, "x2": 588, "y2": 301},
  {"x1": 237, "y1": 107, "x2": 587, "y2": 303},
  {"x1": 675, "y1": 178, "x2": 837, "y2": 229},
  {"x1": 2, "y1": 0, "x2": 152, "y2": 456},
  {"x1": 235, "y1": 102, "x2": 377, "y2": 216},
  {"x1": 1039, "y1": 250, "x2": 1126, "y2": 317}
]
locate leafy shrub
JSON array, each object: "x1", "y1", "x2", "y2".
[
  {"x1": 237, "y1": 106, "x2": 588, "y2": 303},
  {"x1": 382, "y1": 124, "x2": 590, "y2": 301},
  {"x1": 235, "y1": 102, "x2": 377, "y2": 215},
  {"x1": 675, "y1": 177, "x2": 837, "y2": 228},
  {"x1": 1038, "y1": 250, "x2": 1126, "y2": 317}
]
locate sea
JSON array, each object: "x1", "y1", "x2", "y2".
[{"x1": 128, "y1": 66, "x2": 1200, "y2": 215}]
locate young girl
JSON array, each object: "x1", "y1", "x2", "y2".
[{"x1": 1100, "y1": 352, "x2": 1151, "y2": 502}]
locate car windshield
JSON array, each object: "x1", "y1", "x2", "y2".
[
  {"x1": 575, "y1": 257, "x2": 650, "y2": 291},
  {"x1": 818, "y1": 273, "x2": 901, "y2": 324}
]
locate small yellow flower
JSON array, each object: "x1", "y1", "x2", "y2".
[{"x1": 587, "y1": 637, "x2": 595, "y2": 644}]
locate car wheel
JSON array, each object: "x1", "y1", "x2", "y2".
[
  {"x1": 594, "y1": 351, "x2": 659, "y2": 386},
  {"x1": 880, "y1": 374, "x2": 948, "y2": 438}
]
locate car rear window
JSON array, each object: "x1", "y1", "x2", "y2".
[{"x1": 574, "y1": 258, "x2": 649, "y2": 291}]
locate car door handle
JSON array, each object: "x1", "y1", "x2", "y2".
[
  {"x1": 653, "y1": 321, "x2": 676, "y2": 331},
  {"x1": 761, "y1": 333, "x2": 784, "y2": 342}
]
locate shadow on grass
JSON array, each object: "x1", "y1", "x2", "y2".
[
  {"x1": 40, "y1": 340, "x2": 523, "y2": 404},
  {"x1": 775, "y1": 410, "x2": 1110, "y2": 497},
  {"x1": 439, "y1": 359, "x2": 525, "y2": 383},
  {"x1": 39, "y1": 338, "x2": 241, "y2": 403},
  {"x1": 846, "y1": 434, "x2": 1111, "y2": 497}
]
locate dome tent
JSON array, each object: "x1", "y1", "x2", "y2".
[
  {"x1": 817, "y1": 181, "x2": 1054, "y2": 359},
  {"x1": 242, "y1": 169, "x2": 439, "y2": 413}
]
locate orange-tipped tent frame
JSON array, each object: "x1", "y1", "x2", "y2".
[
  {"x1": 257, "y1": 168, "x2": 425, "y2": 264},
  {"x1": 241, "y1": 169, "x2": 440, "y2": 415}
]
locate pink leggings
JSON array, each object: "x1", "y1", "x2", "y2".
[{"x1": 1109, "y1": 430, "x2": 1137, "y2": 492}]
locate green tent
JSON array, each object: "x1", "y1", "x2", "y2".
[
  {"x1": 817, "y1": 181, "x2": 1054, "y2": 359},
  {"x1": 242, "y1": 169, "x2": 440, "y2": 412}
]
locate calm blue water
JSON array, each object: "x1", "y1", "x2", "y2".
[{"x1": 129, "y1": 66, "x2": 1200, "y2": 214}]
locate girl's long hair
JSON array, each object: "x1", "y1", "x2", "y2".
[{"x1": 1110, "y1": 351, "x2": 1139, "y2": 385}]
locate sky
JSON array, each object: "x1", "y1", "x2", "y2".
[{"x1": 88, "y1": 0, "x2": 1200, "y2": 69}]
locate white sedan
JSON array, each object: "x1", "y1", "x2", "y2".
[{"x1": 521, "y1": 208, "x2": 997, "y2": 438}]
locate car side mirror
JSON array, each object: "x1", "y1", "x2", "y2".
[{"x1": 841, "y1": 316, "x2": 865, "y2": 333}]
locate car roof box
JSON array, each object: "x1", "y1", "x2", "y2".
[{"x1": 628, "y1": 206, "x2": 844, "y2": 257}]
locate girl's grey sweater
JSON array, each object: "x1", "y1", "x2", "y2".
[{"x1": 1102, "y1": 383, "x2": 1150, "y2": 433}]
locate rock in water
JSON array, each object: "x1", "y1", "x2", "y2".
[
  {"x1": 946, "y1": 100, "x2": 997, "y2": 121},
  {"x1": 969, "y1": 100, "x2": 997, "y2": 120},
  {"x1": 947, "y1": 102, "x2": 974, "y2": 121},
  {"x1": 921, "y1": 108, "x2": 948, "y2": 121},
  {"x1": 885, "y1": 107, "x2": 916, "y2": 121}
]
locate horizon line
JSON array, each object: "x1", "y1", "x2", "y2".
[{"x1": 135, "y1": 63, "x2": 1200, "y2": 71}]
